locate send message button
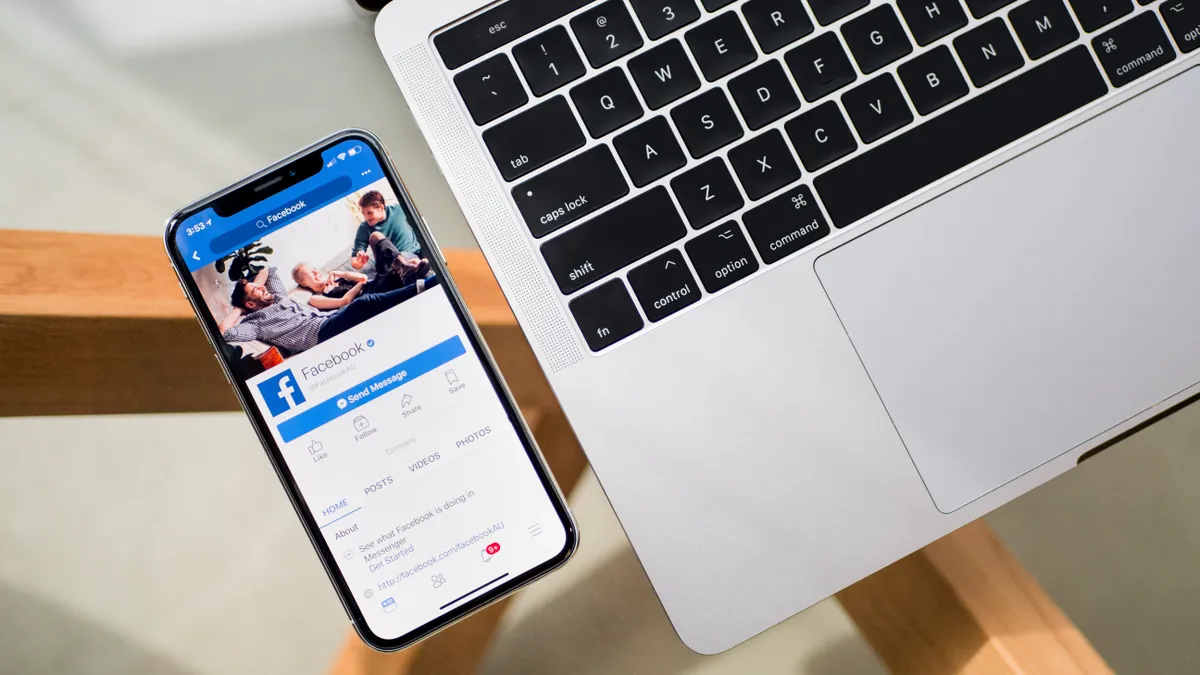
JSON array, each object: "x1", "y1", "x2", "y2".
[{"x1": 277, "y1": 336, "x2": 466, "y2": 442}]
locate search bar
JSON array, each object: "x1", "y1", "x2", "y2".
[{"x1": 210, "y1": 176, "x2": 352, "y2": 254}]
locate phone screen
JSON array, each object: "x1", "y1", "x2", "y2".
[{"x1": 170, "y1": 137, "x2": 573, "y2": 645}]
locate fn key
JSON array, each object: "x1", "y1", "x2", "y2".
[{"x1": 570, "y1": 279, "x2": 645, "y2": 351}]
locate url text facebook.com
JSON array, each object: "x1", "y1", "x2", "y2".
[{"x1": 376, "y1": 521, "x2": 504, "y2": 591}]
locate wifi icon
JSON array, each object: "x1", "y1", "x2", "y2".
[{"x1": 338, "y1": 153, "x2": 347, "y2": 160}]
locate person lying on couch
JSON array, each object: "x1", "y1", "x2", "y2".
[
  {"x1": 218, "y1": 264, "x2": 438, "y2": 354},
  {"x1": 292, "y1": 233, "x2": 429, "y2": 310}
]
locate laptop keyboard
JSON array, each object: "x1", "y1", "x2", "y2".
[{"x1": 434, "y1": 0, "x2": 1189, "y2": 352}]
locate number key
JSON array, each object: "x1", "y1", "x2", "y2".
[
  {"x1": 572, "y1": 0, "x2": 645, "y2": 68},
  {"x1": 513, "y1": 26, "x2": 587, "y2": 96},
  {"x1": 631, "y1": 0, "x2": 702, "y2": 40}
]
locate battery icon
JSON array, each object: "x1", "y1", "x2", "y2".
[{"x1": 348, "y1": 145, "x2": 362, "y2": 156}]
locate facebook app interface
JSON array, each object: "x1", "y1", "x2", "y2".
[{"x1": 176, "y1": 141, "x2": 568, "y2": 639}]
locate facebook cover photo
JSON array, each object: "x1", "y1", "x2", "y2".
[{"x1": 192, "y1": 179, "x2": 438, "y2": 380}]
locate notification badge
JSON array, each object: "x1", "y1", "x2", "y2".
[{"x1": 481, "y1": 542, "x2": 501, "y2": 562}]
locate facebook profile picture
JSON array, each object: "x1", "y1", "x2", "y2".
[{"x1": 258, "y1": 369, "x2": 307, "y2": 417}]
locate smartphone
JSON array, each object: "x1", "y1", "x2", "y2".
[{"x1": 165, "y1": 130, "x2": 577, "y2": 650}]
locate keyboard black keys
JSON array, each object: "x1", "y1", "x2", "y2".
[
  {"x1": 572, "y1": 0, "x2": 645, "y2": 68},
  {"x1": 512, "y1": 145, "x2": 630, "y2": 237},
  {"x1": 513, "y1": 26, "x2": 587, "y2": 96},
  {"x1": 435, "y1": 0, "x2": 594, "y2": 70},
  {"x1": 702, "y1": 0, "x2": 739, "y2": 9},
  {"x1": 808, "y1": 0, "x2": 870, "y2": 25},
  {"x1": 963, "y1": 0, "x2": 1018, "y2": 18},
  {"x1": 1162, "y1": 0, "x2": 1200, "y2": 53},
  {"x1": 569, "y1": 279, "x2": 645, "y2": 351},
  {"x1": 784, "y1": 101, "x2": 859, "y2": 171},
  {"x1": 631, "y1": 0, "x2": 702, "y2": 39},
  {"x1": 814, "y1": 46, "x2": 1108, "y2": 227},
  {"x1": 1069, "y1": 0, "x2": 1134, "y2": 31},
  {"x1": 842, "y1": 6, "x2": 915, "y2": 73},
  {"x1": 841, "y1": 73, "x2": 914, "y2": 143},
  {"x1": 729, "y1": 61, "x2": 803, "y2": 130},
  {"x1": 542, "y1": 186, "x2": 687, "y2": 293},
  {"x1": 743, "y1": 0, "x2": 816, "y2": 52},
  {"x1": 670, "y1": 89, "x2": 745, "y2": 157},
  {"x1": 613, "y1": 116, "x2": 689, "y2": 186},
  {"x1": 685, "y1": 222, "x2": 760, "y2": 292},
  {"x1": 627, "y1": 249, "x2": 703, "y2": 321},
  {"x1": 954, "y1": 19, "x2": 1026, "y2": 87},
  {"x1": 571, "y1": 68, "x2": 645, "y2": 137},
  {"x1": 483, "y1": 96, "x2": 586, "y2": 181},
  {"x1": 454, "y1": 55, "x2": 529, "y2": 125},
  {"x1": 1092, "y1": 12, "x2": 1177, "y2": 86},
  {"x1": 897, "y1": 0, "x2": 969, "y2": 46},
  {"x1": 685, "y1": 11, "x2": 759, "y2": 81},
  {"x1": 785, "y1": 33, "x2": 858, "y2": 101},
  {"x1": 897, "y1": 45, "x2": 970, "y2": 114},
  {"x1": 727, "y1": 129, "x2": 803, "y2": 200},
  {"x1": 671, "y1": 158, "x2": 745, "y2": 228},
  {"x1": 1009, "y1": 0, "x2": 1080, "y2": 59},
  {"x1": 629, "y1": 40, "x2": 703, "y2": 109},
  {"x1": 743, "y1": 184, "x2": 831, "y2": 262}
]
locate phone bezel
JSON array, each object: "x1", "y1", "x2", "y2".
[{"x1": 163, "y1": 129, "x2": 578, "y2": 651}]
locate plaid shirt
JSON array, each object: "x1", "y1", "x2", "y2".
[{"x1": 222, "y1": 267, "x2": 329, "y2": 353}]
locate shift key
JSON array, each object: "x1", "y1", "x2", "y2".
[
  {"x1": 541, "y1": 186, "x2": 687, "y2": 294},
  {"x1": 513, "y1": 146, "x2": 629, "y2": 238}
]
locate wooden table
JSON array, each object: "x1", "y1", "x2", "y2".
[{"x1": 0, "y1": 229, "x2": 1111, "y2": 675}]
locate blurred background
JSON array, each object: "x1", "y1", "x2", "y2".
[{"x1": 1, "y1": 0, "x2": 1198, "y2": 673}]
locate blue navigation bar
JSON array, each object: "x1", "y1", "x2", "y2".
[
  {"x1": 277, "y1": 336, "x2": 466, "y2": 442},
  {"x1": 209, "y1": 176, "x2": 352, "y2": 254}
]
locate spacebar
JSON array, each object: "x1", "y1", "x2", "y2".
[{"x1": 814, "y1": 46, "x2": 1108, "y2": 228}]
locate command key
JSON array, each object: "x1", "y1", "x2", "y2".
[{"x1": 1092, "y1": 13, "x2": 1177, "y2": 87}]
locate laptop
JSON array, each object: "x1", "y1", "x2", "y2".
[{"x1": 375, "y1": 0, "x2": 1200, "y2": 654}]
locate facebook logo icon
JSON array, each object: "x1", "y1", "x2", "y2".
[{"x1": 258, "y1": 370, "x2": 306, "y2": 417}]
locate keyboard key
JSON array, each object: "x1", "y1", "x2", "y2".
[
  {"x1": 627, "y1": 249, "x2": 703, "y2": 321},
  {"x1": 631, "y1": 0, "x2": 702, "y2": 39},
  {"x1": 954, "y1": 18, "x2": 1025, "y2": 87},
  {"x1": 571, "y1": 68, "x2": 645, "y2": 137},
  {"x1": 1162, "y1": 0, "x2": 1200, "y2": 53},
  {"x1": 743, "y1": 184, "x2": 831, "y2": 262},
  {"x1": 897, "y1": 45, "x2": 970, "y2": 114},
  {"x1": 729, "y1": 60, "x2": 803, "y2": 129},
  {"x1": 897, "y1": 0, "x2": 969, "y2": 46},
  {"x1": 569, "y1": 279, "x2": 645, "y2": 351},
  {"x1": 785, "y1": 32, "x2": 858, "y2": 101},
  {"x1": 743, "y1": 0, "x2": 816, "y2": 52},
  {"x1": 629, "y1": 40, "x2": 703, "y2": 109},
  {"x1": 685, "y1": 222, "x2": 761, "y2": 292},
  {"x1": 454, "y1": 55, "x2": 529, "y2": 125},
  {"x1": 572, "y1": 0, "x2": 645, "y2": 68},
  {"x1": 814, "y1": 46, "x2": 1107, "y2": 226},
  {"x1": 513, "y1": 26, "x2": 587, "y2": 96},
  {"x1": 685, "y1": 11, "x2": 759, "y2": 81},
  {"x1": 1093, "y1": 12, "x2": 1177, "y2": 86},
  {"x1": 842, "y1": 6, "x2": 915, "y2": 73},
  {"x1": 702, "y1": 0, "x2": 739, "y2": 9},
  {"x1": 784, "y1": 101, "x2": 859, "y2": 171},
  {"x1": 435, "y1": 0, "x2": 594, "y2": 70},
  {"x1": 512, "y1": 146, "x2": 630, "y2": 237},
  {"x1": 727, "y1": 129, "x2": 803, "y2": 200},
  {"x1": 542, "y1": 186, "x2": 687, "y2": 293},
  {"x1": 483, "y1": 96, "x2": 586, "y2": 181},
  {"x1": 1069, "y1": 0, "x2": 1134, "y2": 31},
  {"x1": 670, "y1": 89, "x2": 745, "y2": 157},
  {"x1": 671, "y1": 158, "x2": 745, "y2": 228},
  {"x1": 808, "y1": 0, "x2": 870, "y2": 25},
  {"x1": 613, "y1": 116, "x2": 688, "y2": 186},
  {"x1": 1010, "y1": 0, "x2": 1080, "y2": 59},
  {"x1": 963, "y1": 0, "x2": 1018, "y2": 18},
  {"x1": 842, "y1": 73, "x2": 914, "y2": 143}
]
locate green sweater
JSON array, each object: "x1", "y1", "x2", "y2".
[{"x1": 352, "y1": 204, "x2": 419, "y2": 255}]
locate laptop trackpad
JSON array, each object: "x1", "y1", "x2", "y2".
[{"x1": 815, "y1": 68, "x2": 1200, "y2": 513}]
